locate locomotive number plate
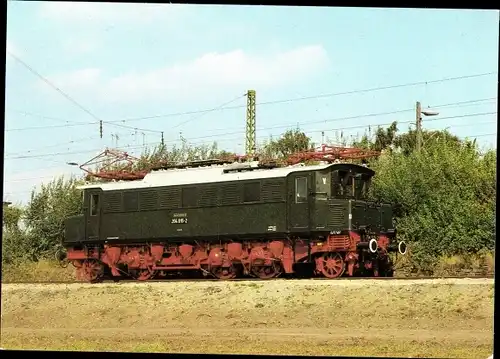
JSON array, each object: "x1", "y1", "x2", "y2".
[
  {"x1": 171, "y1": 212, "x2": 188, "y2": 224},
  {"x1": 172, "y1": 218, "x2": 188, "y2": 224}
]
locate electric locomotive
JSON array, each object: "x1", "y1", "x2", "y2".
[{"x1": 62, "y1": 159, "x2": 407, "y2": 282}]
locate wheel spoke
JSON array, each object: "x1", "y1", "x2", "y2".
[
  {"x1": 79, "y1": 259, "x2": 104, "y2": 283},
  {"x1": 251, "y1": 262, "x2": 281, "y2": 279},
  {"x1": 318, "y1": 252, "x2": 345, "y2": 279},
  {"x1": 212, "y1": 266, "x2": 236, "y2": 280}
]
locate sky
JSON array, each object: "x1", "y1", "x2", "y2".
[{"x1": 4, "y1": 2, "x2": 499, "y2": 205}]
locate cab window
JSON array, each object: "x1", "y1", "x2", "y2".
[
  {"x1": 90, "y1": 194, "x2": 99, "y2": 216},
  {"x1": 333, "y1": 170, "x2": 366, "y2": 199},
  {"x1": 295, "y1": 177, "x2": 307, "y2": 203},
  {"x1": 332, "y1": 170, "x2": 342, "y2": 197},
  {"x1": 343, "y1": 174, "x2": 354, "y2": 198},
  {"x1": 354, "y1": 174, "x2": 365, "y2": 198}
]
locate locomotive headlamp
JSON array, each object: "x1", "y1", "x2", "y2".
[
  {"x1": 398, "y1": 241, "x2": 407, "y2": 255},
  {"x1": 368, "y1": 238, "x2": 378, "y2": 253}
]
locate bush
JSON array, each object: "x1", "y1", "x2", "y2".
[{"x1": 370, "y1": 136, "x2": 496, "y2": 271}]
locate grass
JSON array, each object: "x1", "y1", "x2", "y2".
[
  {"x1": 433, "y1": 251, "x2": 495, "y2": 277},
  {"x1": 1, "y1": 259, "x2": 76, "y2": 282},
  {"x1": 1, "y1": 279, "x2": 494, "y2": 358},
  {"x1": 393, "y1": 251, "x2": 495, "y2": 277}
]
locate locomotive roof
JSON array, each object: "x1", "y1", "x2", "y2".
[{"x1": 77, "y1": 162, "x2": 374, "y2": 191}]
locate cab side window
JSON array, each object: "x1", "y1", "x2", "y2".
[
  {"x1": 344, "y1": 174, "x2": 354, "y2": 198},
  {"x1": 354, "y1": 174, "x2": 365, "y2": 199},
  {"x1": 295, "y1": 177, "x2": 308, "y2": 203},
  {"x1": 332, "y1": 170, "x2": 342, "y2": 197},
  {"x1": 90, "y1": 194, "x2": 99, "y2": 216}
]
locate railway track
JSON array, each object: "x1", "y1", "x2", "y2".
[{"x1": 3, "y1": 275, "x2": 494, "y2": 285}]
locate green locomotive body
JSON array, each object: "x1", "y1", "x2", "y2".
[{"x1": 63, "y1": 160, "x2": 406, "y2": 281}]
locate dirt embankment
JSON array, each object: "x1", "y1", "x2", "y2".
[{"x1": 1, "y1": 278, "x2": 494, "y2": 358}]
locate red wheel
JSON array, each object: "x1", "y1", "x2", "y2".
[
  {"x1": 251, "y1": 261, "x2": 281, "y2": 279},
  {"x1": 317, "y1": 252, "x2": 345, "y2": 279},
  {"x1": 79, "y1": 259, "x2": 104, "y2": 283},
  {"x1": 212, "y1": 266, "x2": 236, "y2": 280}
]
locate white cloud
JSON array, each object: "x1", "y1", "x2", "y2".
[
  {"x1": 38, "y1": 1, "x2": 182, "y2": 23},
  {"x1": 36, "y1": 45, "x2": 330, "y2": 103}
]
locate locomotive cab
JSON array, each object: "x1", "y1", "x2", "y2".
[
  {"x1": 63, "y1": 187, "x2": 103, "y2": 245},
  {"x1": 285, "y1": 162, "x2": 403, "y2": 278},
  {"x1": 308, "y1": 163, "x2": 395, "y2": 239}
]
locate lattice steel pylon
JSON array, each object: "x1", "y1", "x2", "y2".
[{"x1": 245, "y1": 90, "x2": 256, "y2": 158}]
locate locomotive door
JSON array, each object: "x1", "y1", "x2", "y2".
[
  {"x1": 288, "y1": 173, "x2": 311, "y2": 231},
  {"x1": 84, "y1": 189, "x2": 102, "y2": 241}
]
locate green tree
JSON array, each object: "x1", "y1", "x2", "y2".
[
  {"x1": 352, "y1": 121, "x2": 399, "y2": 153},
  {"x1": 261, "y1": 129, "x2": 314, "y2": 160},
  {"x1": 369, "y1": 135, "x2": 496, "y2": 270},
  {"x1": 22, "y1": 176, "x2": 85, "y2": 261},
  {"x1": 2, "y1": 203, "x2": 28, "y2": 264},
  {"x1": 392, "y1": 128, "x2": 462, "y2": 156}
]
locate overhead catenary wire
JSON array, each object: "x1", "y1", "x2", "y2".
[
  {"x1": 2, "y1": 128, "x2": 497, "y2": 192},
  {"x1": 431, "y1": 97, "x2": 497, "y2": 108},
  {"x1": 5, "y1": 60, "x2": 497, "y2": 161},
  {"x1": 121, "y1": 110, "x2": 499, "y2": 147},
  {"x1": 6, "y1": 54, "x2": 496, "y2": 175},
  {"x1": 6, "y1": 96, "x2": 497, "y2": 158},
  {"x1": 6, "y1": 96, "x2": 496, "y2": 133},
  {"x1": 5, "y1": 116, "x2": 496, "y2": 179},
  {"x1": 5, "y1": 94, "x2": 251, "y2": 156},
  {"x1": 176, "y1": 119, "x2": 498, "y2": 149},
  {"x1": 160, "y1": 130, "x2": 498, "y2": 153},
  {"x1": 6, "y1": 51, "x2": 103, "y2": 124},
  {"x1": 6, "y1": 111, "x2": 497, "y2": 160},
  {"x1": 4, "y1": 66, "x2": 497, "y2": 133},
  {"x1": 4, "y1": 94, "x2": 248, "y2": 135},
  {"x1": 4, "y1": 111, "x2": 496, "y2": 161},
  {"x1": 176, "y1": 97, "x2": 498, "y2": 134},
  {"x1": 4, "y1": 133, "x2": 136, "y2": 157},
  {"x1": 171, "y1": 94, "x2": 247, "y2": 129},
  {"x1": 6, "y1": 50, "x2": 162, "y2": 136},
  {"x1": 5, "y1": 97, "x2": 496, "y2": 133},
  {"x1": 110, "y1": 72, "x2": 498, "y2": 124},
  {"x1": 3, "y1": 135, "x2": 103, "y2": 157}
]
